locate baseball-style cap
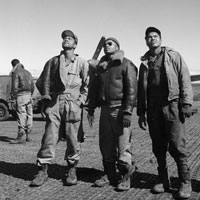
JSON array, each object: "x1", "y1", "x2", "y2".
[
  {"x1": 61, "y1": 30, "x2": 78, "y2": 44},
  {"x1": 145, "y1": 27, "x2": 161, "y2": 38}
]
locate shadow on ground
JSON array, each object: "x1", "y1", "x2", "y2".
[
  {"x1": 2, "y1": 116, "x2": 45, "y2": 122},
  {"x1": 130, "y1": 171, "x2": 200, "y2": 199},
  {"x1": 0, "y1": 161, "x2": 102, "y2": 183},
  {"x1": 0, "y1": 161, "x2": 200, "y2": 196},
  {"x1": 0, "y1": 136, "x2": 14, "y2": 143}
]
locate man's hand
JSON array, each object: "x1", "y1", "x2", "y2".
[
  {"x1": 87, "y1": 113, "x2": 94, "y2": 127},
  {"x1": 41, "y1": 99, "x2": 50, "y2": 118},
  {"x1": 76, "y1": 100, "x2": 83, "y2": 108},
  {"x1": 138, "y1": 114, "x2": 147, "y2": 130},
  {"x1": 88, "y1": 59, "x2": 99, "y2": 72},
  {"x1": 87, "y1": 110, "x2": 94, "y2": 127},
  {"x1": 10, "y1": 99, "x2": 17, "y2": 110},
  {"x1": 181, "y1": 104, "x2": 192, "y2": 118},
  {"x1": 123, "y1": 114, "x2": 131, "y2": 127}
]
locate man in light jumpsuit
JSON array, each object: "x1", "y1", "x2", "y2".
[{"x1": 30, "y1": 30, "x2": 89, "y2": 187}]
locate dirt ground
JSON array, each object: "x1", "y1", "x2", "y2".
[{"x1": 0, "y1": 103, "x2": 200, "y2": 200}]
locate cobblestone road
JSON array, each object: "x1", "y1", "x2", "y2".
[{"x1": 0, "y1": 102, "x2": 200, "y2": 200}]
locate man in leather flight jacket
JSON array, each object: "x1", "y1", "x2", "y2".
[
  {"x1": 10, "y1": 59, "x2": 34, "y2": 144},
  {"x1": 87, "y1": 37, "x2": 138, "y2": 191}
]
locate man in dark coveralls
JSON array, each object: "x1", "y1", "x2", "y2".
[{"x1": 137, "y1": 27, "x2": 193, "y2": 199}]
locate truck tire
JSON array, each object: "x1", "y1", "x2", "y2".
[{"x1": 0, "y1": 102, "x2": 10, "y2": 121}]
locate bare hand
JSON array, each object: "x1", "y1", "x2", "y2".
[
  {"x1": 88, "y1": 59, "x2": 99, "y2": 72},
  {"x1": 11, "y1": 100, "x2": 17, "y2": 110},
  {"x1": 87, "y1": 113, "x2": 94, "y2": 127},
  {"x1": 138, "y1": 114, "x2": 147, "y2": 130},
  {"x1": 41, "y1": 100, "x2": 50, "y2": 119}
]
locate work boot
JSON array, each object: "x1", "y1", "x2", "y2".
[
  {"x1": 65, "y1": 161, "x2": 78, "y2": 186},
  {"x1": 94, "y1": 174, "x2": 110, "y2": 187},
  {"x1": 177, "y1": 167, "x2": 192, "y2": 199},
  {"x1": 116, "y1": 162, "x2": 136, "y2": 191},
  {"x1": 94, "y1": 161, "x2": 117, "y2": 187},
  {"x1": 10, "y1": 131, "x2": 26, "y2": 144},
  {"x1": 151, "y1": 167, "x2": 170, "y2": 193},
  {"x1": 178, "y1": 181, "x2": 192, "y2": 199},
  {"x1": 30, "y1": 164, "x2": 48, "y2": 187}
]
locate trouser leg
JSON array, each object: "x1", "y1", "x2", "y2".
[
  {"x1": 37, "y1": 97, "x2": 61, "y2": 164},
  {"x1": 31, "y1": 97, "x2": 61, "y2": 187},
  {"x1": 148, "y1": 108, "x2": 168, "y2": 169},
  {"x1": 94, "y1": 107, "x2": 117, "y2": 187},
  {"x1": 99, "y1": 106, "x2": 133, "y2": 165},
  {"x1": 117, "y1": 126, "x2": 135, "y2": 191},
  {"x1": 99, "y1": 106, "x2": 118, "y2": 163},
  {"x1": 10, "y1": 95, "x2": 28, "y2": 144},
  {"x1": 25, "y1": 97, "x2": 33, "y2": 142},
  {"x1": 164, "y1": 101, "x2": 191, "y2": 181},
  {"x1": 147, "y1": 105, "x2": 170, "y2": 193},
  {"x1": 15, "y1": 95, "x2": 27, "y2": 141},
  {"x1": 64, "y1": 121, "x2": 81, "y2": 186},
  {"x1": 163, "y1": 100, "x2": 191, "y2": 198},
  {"x1": 107, "y1": 107, "x2": 134, "y2": 191},
  {"x1": 118, "y1": 126, "x2": 132, "y2": 165},
  {"x1": 12, "y1": 94, "x2": 33, "y2": 143},
  {"x1": 64, "y1": 121, "x2": 81, "y2": 165},
  {"x1": 37, "y1": 119, "x2": 60, "y2": 164}
]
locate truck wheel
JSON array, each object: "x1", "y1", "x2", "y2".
[{"x1": 0, "y1": 102, "x2": 10, "y2": 121}]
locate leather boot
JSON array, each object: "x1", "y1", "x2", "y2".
[
  {"x1": 94, "y1": 161, "x2": 117, "y2": 187},
  {"x1": 178, "y1": 167, "x2": 192, "y2": 199},
  {"x1": 151, "y1": 167, "x2": 170, "y2": 193},
  {"x1": 94, "y1": 174, "x2": 110, "y2": 187},
  {"x1": 65, "y1": 161, "x2": 78, "y2": 186},
  {"x1": 116, "y1": 161, "x2": 136, "y2": 191},
  {"x1": 178, "y1": 181, "x2": 192, "y2": 199},
  {"x1": 30, "y1": 164, "x2": 48, "y2": 187},
  {"x1": 10, "y1": 131, "x2": 26, "y2": 144}
]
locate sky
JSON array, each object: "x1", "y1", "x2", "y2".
[{"x1": 0, "y1": 0, "x2": 200, "y2": 77}]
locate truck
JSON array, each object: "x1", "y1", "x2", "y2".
[{"x1": 0, "y1": 75, "x2": 42, "y2": 121}]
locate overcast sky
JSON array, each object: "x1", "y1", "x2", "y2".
[{"x1": 0, "y1": 0, "x2": 200, "y2": 77}]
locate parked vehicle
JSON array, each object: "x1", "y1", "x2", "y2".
[{"x1": 0, "y1": 75, "x2": 42, "y2": 121}]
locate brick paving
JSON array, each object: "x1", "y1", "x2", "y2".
[{"x1": 0, "y1": 102, "x2": 200, "y2": 200}]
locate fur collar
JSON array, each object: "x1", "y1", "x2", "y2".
[{"x1": 98, "y1": 50, "x2": 124, "y2": 70}]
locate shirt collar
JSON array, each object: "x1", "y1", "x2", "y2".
[{"x1": 60, "y1": 51, "x2": 77, "y2": 63}]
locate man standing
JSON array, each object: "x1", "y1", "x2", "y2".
[
  {"x1": 137, "y1": 27, "x2": 193, "y2": 198},
  {"x1": 87, "y1": 37, "x2": 138, "y2": 191},
  {"x1": 30, "y1": 30, "x2": 89, "y2": 187},
  {"x1": 10, "y1": 59, "x2": 34, "y2": 144}
]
